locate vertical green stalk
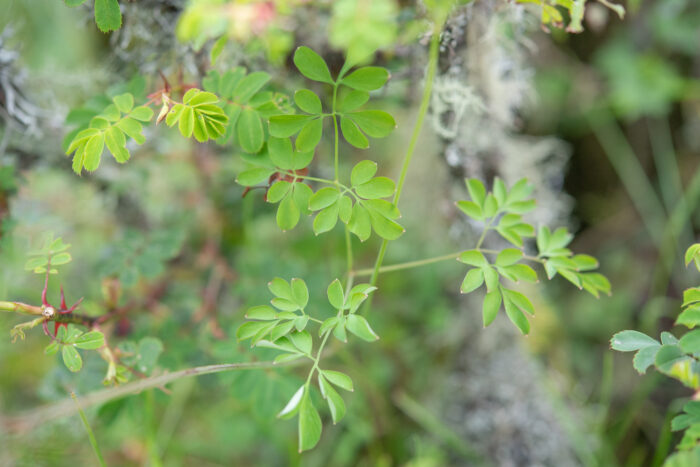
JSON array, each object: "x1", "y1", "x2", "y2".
[
  {"x1": 363, "y1": 21, "x2": 442, "y2": 312},
  {"x1": 332, "y1": 84, "x2": 340, "y2": 182},
  {"x1": 345, "y1": 227, "x2": 353, "y2": 277},
  {"x1": 144, "y1": 390, "x2": 162, "y2": 467},
  {"x1": 71, "y1": 392, "x2": 107, "y2": 467}
]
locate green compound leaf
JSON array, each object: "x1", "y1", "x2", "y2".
[
  {"x1": 296, "y1": 118, "x2": 324, "y2": 152},
  {"x1": 686, "y1": 244, "x2": 700, "y2": 271},
  {"x1": 313, "y1": 202, "x2": 340, "y2": 235},
  {"x1": 277, "y1": 195, "x2": 301, "y2": 231},
  {"x1": 482, "y1": 289, "x2": 502, "y2": 327},
  {"x1": 66, "y1": 94, "x2": 154, "y2": 174},
  {"x1": 113, "y1": 93, "x2": 133, "y2": 113},
  {"x1": 309, "y1": 187, "x2": 341, "y2": 211},
  {"x1": 321, "y1": 370, "x2": 354, "y2": 392},
  {"x1": 233, "y1": 72, "x2": 271, "y2": 104},
  {"x1": 458, "y1": 250, "x2": 488, "y2": 267},
  {"x1": 74, "y1": 331, "x2": 105, "y2": 350},
  {"x1": 294, "y1": 46, "x2": 333, "y2": 84},
  {"x1": 278, "y1": 386, "x2": 304, "y2": 419},
  {"x1": 503, "y1": 291, "x2": 530, "y2": 335},
  {"x1": 611, "y1": 330, "x2": 660, "y2": 351},
  {"x1": 341, "y1": 67, "x2": 390, "y2": 91},
  {"x1": 680, "y1": 330, "x2": 700, "y2": 354},
  {"x1": 267, "y1": 181, "x2": 292, "y2": 204},
  {"x1": 94, "y1": 0, "x2": 122, "y2": 33},
  {"x1": 366, "y1": 205, "x2": 404, "y2": 240},
  {"x1": 294, "y1": 89, "x2": 323, "y2": 114},
  {"x1": 62, "y1": 345, "x2": 83, "y2": 372},
  {"x1": 461, "y1": 268, "x2": 484, "y2": 294},
  {"x1": 236, "y1": 167, "x2": 275, "y2": 186},
  {"x1": 291, "y1": 279, "x2": 309, "y2": 309},
  {"x1": 346, "y1": 314, "x2": 379, "y2": 342},
  {"x1": 495, "y1": 248, "x2": 523, "y2": 266},
  {"x1": 327, "y1": 279, "x2": 345, "y2": 310},
  {"x1": 340, "y1": 116, "x2": 369, "y2": 149},
  {"x1": 318, "y1": 374, "x2": 346, "y2": 424},
  {"x1": 289, "y1": 330, "x2": 313, "y2": 355},
  {"x1": 355, "y1": 177, "x2": 395, "y2": 199},
  {"x1": 345, "y1": 110, "x2": 395, "y2": 138},
  {"x1": 245, "y1": 305, "x2": 278, "y2": 321},
  {"x1": 269, "y1": 114, "x2": 314, "y2": 138},
  {"x1": 298, "y1": 391, "x2": 323, "y2": 452},
  {"x1": 338, "y1": 90, "x2": 369, "y2": 113},
  {"x1": 348, "y1": 203, "x2": 371, "y2": 242},
  {"x1": 165, "y1": 89, "x2": 228, "y2": 143},
  {"x1": 351, "y1": 160, "x2": 377, "y2": 186},
  {"x1": 466, "y1": 178, "x2": 487, "y2": 206},
  {"x1": 237, "y1": 109, "x2": 264, "y2": 153}
]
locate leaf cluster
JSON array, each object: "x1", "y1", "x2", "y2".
[
  {"x1": 164, "y1": 89, "x2": 228, "y2": 143},
  {"x1": 65, "y1": 93, "x2": 153, "y2": 174},
  {"x1": 237, "y1": 277, "x2": 377, "y2": 451},
  {"x1": 44, "y1": 325, "x2": 105, "y2": 373},
  {"x1": 457, "y1": 178, "x2": 609, "y2": 334},
  {"x1": 612, "y1": 243, "x2": 700, "y2": 458},
  {"x1": 24, "y1": 234, "x2": 72, "y2": 275},
  {"x1": 203, "y1": 68, "x2": 292, "y2": 152}
]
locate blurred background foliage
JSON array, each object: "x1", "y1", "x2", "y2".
[{"x1": 0, "y1": 0, "x2": 699, "y2": 465}]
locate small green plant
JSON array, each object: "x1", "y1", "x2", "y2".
[
  {"x1": 7, "y1": 0, "x2": 617, "y2": 456},
  {"x1": 611, "y1": 244, "x2": 700, "y2": 463}
]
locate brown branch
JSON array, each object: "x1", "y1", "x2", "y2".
[{"x1": 1, "y1": 359, "x2": 300, "y2": 435}]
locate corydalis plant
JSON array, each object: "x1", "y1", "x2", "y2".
[{"x1": 611, "y1": 244, "x2": 700, "y2": 462}]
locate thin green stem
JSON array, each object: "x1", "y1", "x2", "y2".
[
  {"x1": 144, "y1": 390, "x2": 162, "y2": 467},
  {"x1": 353, "y1": 247, "x2": 544, "y2": 278},
  {"x1": 363, "y1": 22, "x2": 442, "y2": 311},
  {"x1": 478, "y1": 248, "x2": 544, "y2": 264},
  {"x1": 345, "y1": 227, "x2": 353, "y2": 277},
  {"x1": 332, "y1": 84, "x2": 340, "y2": 182},
  {"x1": 283, "y1": 172, "x2": 338, "y2": 186},
  {"x1": 354, "y1": 252, "x2": 461, "y2": 277},
  {"x1": 475, "y1": 216, "x2": 499, "y2": 250},
  {"x1": 71, "y1": 392, "x2": 107, "y2": 467}
]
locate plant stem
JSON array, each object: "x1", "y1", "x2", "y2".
[
  {"x1": 2, "y1": 360, "x2": 301, "y2": 435},
  {"x1": 71, "y1": 392, "x2": 107, "y2": 467},
  {"x1": 345, "y1": 227, "x2": 353, "y2": 277},
  {"x1": 353, "y1": 247, "x2": 544, "y2": 277},
  {"x1": 0, "y1": 301, "x2": 42, "y2": 315},
  {"x1": 363, "y1": 22, "x2": 442, "y2": 311},
  {"x1": 332, "y1": 84, "x2": 340, "y2": 182},
  {"x1": 354, "y1": 252, "x2": 461, "y2": 277},
  {"x1": 144, "y1": 390, "x2": 162, "y2": 467}
]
